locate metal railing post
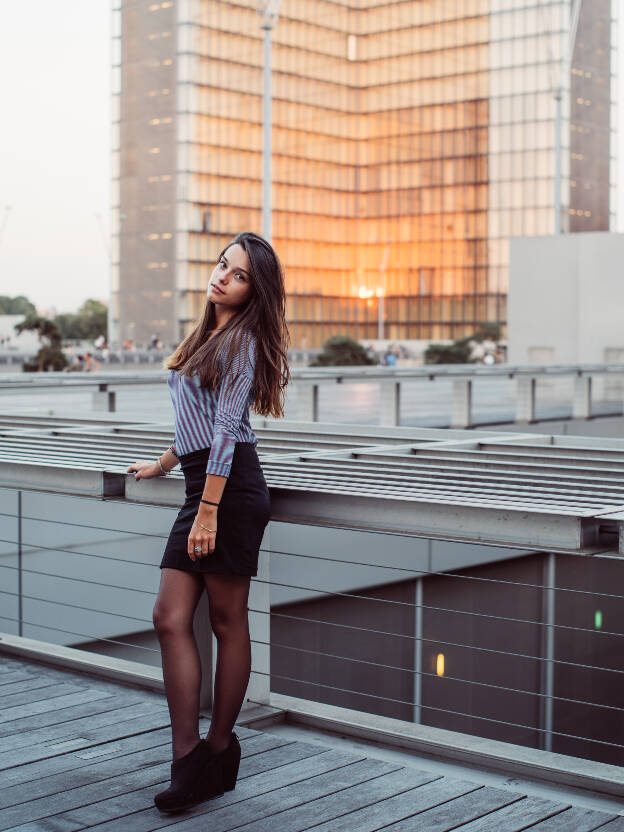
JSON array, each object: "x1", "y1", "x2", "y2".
[
  {"x1": 247, "y1": 545, "x2": 271, "y2": 706},
  {"x1": 297, "y1": 383, "x2": 319, "y2": 422},
  {"x1": 516, "y1": 376, "x2": 537, "y2": 422},
  {"x1": 451, "y1": 379, "x2": 472, "y2": 428},
  {"x1": 542, "y1": 552, "x2": 556, "y2": 752},
  {"x1": 93, "y1": 384, "x2": 116, "y2": 412},
  {"x1": 17, "y1": 490, "x2": 23, "y2": 637},
  {"x1": 193, "y1": 592, "x2": 214, "y2": 710},
  {"x1": 379, "y1": 379, "x2": 400, "y2": 426},
  {"x1": 413, "y1": 577, "x2": 423, "y2": 724},
  {"x1": 195, "y1": 541, "x2": 271, "y2": 712},
  {"x1": 573, "y1": 375, "x2": 592, "y2": 419}
]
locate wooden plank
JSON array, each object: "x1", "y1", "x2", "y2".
[
  {"x1": 228, "y1": 732, "x2": 290, "y2": 759},
  {"x1": 0, "y1": 660, "x2": 55, "y2": 677},
  {"x1": 53, "y1": 746, "x2": 348, "y2": 831},
  {"x1": 443, "y1": 796, "x2": 569, "y2": 831},
  {"x1": 0, "y1": 701, "x2": 167, "y2": 754},
  {"x1": 524, "y1": 806, "x2": 620, "y2": 831},
  {"x1": 0, "y1": 742, "x2": 174, "y2": 828},
  {"x1": 2, "y1": 818, "x2": 82, "y2": 832},
  {"x1": 0, "y1": 676, "x2": 72, "y2": 699},
  {"x1": 0, "y1": 682, "x2": 87, "y2": 711},
  {"x1": 0, "y1": 709, "x2": 172, "y2": 770},
  {"x1": 32, "y1": 742, "x2": 336, "y2": 832},
  {"x1": 0, "y1": 657, "x2": 31, "y2": 671},
  {"x1": 0, "y1": 671, "x2": 36, "y2": 686},
  {"x1": 0, "y1": 723, "x2": 185, "y2": 795},
  {"x1": 238, "y1": 738, "x2": 320, "y2": 780},
  {"x1": 302, "y1": 775, "x2": 483, "y2": 832},
  {"x1": 0, "y1": 729, "x2": 286, "y2": 817},
  {"x1": 0, "y1": 691, "x2": 144, "y2": 737},
  {"x1": 0, "y1": 658, "x2": 70, "y2": 678},
  {"x1": 218, "y1": 765, "x2": 438, "y2": 832},
  {"x1": 596, "y1": 818, "x2": 624, "y2": 832},
  {"x1": 155, "y1": 758, "x2": 400, "y2": 832},
  {"x1": 0, "y1": 657, "x2": 163, "y2": 704},
  {"x1": 378, "y1": 786, "x2": 523, "y2": 831},
  {"x1": 0, "y1": 689, "x2": 119, "y2": 728}
]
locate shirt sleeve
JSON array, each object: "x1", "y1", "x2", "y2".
[{"x1": 205, "y1": 334, "x2": 256, "y2": 478}]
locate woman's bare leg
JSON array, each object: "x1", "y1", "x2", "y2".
[
  {"x1": 152, "y1": 568, "x2": 205, "y2": 760},
  {"x1": 202, "y1": 573, "x2": 251, "y2": 753}
]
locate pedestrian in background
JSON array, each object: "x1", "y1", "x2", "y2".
[
  {"x1": 126, "y1": 231, "x2": 290, "y2": 812},
  {"x1": 83, "y1": 352, "x2": 101, "y2": 372}
]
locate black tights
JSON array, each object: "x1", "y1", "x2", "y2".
[{"x1": 153, "y1": 568, "x2": 251, "y2": 759}]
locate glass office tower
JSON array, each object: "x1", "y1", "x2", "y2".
[{"x1": 111, "y1": 0, "x2": 616, "y2": 349}]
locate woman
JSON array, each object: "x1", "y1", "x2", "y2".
[{"x1": 126, "y1": 232, "x2": 289, "y2": 812}]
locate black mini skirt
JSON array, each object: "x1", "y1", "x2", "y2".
[{"x1": 160, "y1": 442, "x2": 270, "y2": 577}]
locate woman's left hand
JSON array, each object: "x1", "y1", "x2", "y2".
[{"x1": 188, "y1": 512, "x2": 217, "y2": 561}]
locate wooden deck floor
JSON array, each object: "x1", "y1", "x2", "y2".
[{"x1": 0, "y1": 653, "x2": 622, "y2": 832}]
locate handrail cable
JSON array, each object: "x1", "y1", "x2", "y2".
[
  {"x1": 253, "y1": 608, "x2": 624, "y2": 675},
  {"x1": 1, "y1": 530, "x2": 623, "y2": 602},
  {"x1": 251, "y1": 675, "x2": 624, "y2": 751},
  {"x1": 253, "y1": 638, "x2": 624, "y2": 714},
  {"x1": 0, "y1": 614, "x2": 160, "y2": 653},
  {"x1": 0, "y1": 587, "x2": 619, "y2": 714},
  {"x1": 0, "y1": 559, "x2": 620, "y2": 640},
  {"x1": 0, "y1": 613, "x2": 619, "y2": 748}
]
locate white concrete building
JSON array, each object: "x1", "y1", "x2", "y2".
[{"x1": 508, "y1": 232, "x2": 624, "y2": 365}]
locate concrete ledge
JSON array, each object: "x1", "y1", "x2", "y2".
[
  {"x1": 0, "y1": 634, "x2": 285, "y2": 722},
  {"x1": 0, "y1": 633, "x2": 165, "y2": 694},
  {"x1": 235, "y1": 703, "x2": 286, "y2": 729},
  {"x1": 270, "y1": 693, "x2": 624, "y2": 799}
]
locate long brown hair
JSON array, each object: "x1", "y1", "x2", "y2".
[{"x1": 164, "y1": 232, "x2": 290, "y2": 417}]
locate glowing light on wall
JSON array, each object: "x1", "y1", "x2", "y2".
[
  {"x1": 436, "y1": 653, "x2": 445, "y2": 677},
  {"x1": 358, "y1": 286, "x2": 385, "y2": 299}
]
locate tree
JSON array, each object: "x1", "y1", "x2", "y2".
[
  {"x1": 310, "y1": 335, "x2": 377, "y2": 366},
  {"x1": 79, "y1": 299, "x2": 108, "y2": 330},
  {"x1": 14, "y1": 315, "x2": 68, "y2": 372},
  {"x1": 0, "y1": 295, "x2": 37, "y2": 316},
  {"x1": 424, "y1": 324, "x2": 502, "y2": 365},
  {"x1": 53, "y1": 299, "x2": 108, "y2": 341},
  {"x1": 424, "y1": 342, "x2": 472, "y2": 364}
]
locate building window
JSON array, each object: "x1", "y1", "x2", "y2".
[{"x1": 347, "y1": 35, "x2": 357, "y2": 62}]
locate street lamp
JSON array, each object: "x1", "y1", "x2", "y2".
[
  {"x1": 257, "y1": 0, "x2": 283, "y2": 243},
  {"x1": 358, "y1": 285, "x2": 386, "y2": 341},
  {"x1": 377, "y1": 242, "x2": 389, "y2": 340},
  {"x1": 375, "y1": 286, "x2": 386, "y2": 341}
]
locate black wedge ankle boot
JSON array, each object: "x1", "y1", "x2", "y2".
[
  {"x1": 154, "y1": 739, "x2": 223, "y2": 813},
  {"x1": 217, "y1": 732, "x2": 241, "y2": 792}
]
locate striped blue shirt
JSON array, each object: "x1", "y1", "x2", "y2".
[{"x1": 167, "y1": 332, "x2": 258, "y2": 477}]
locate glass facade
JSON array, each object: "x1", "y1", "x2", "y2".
[{"x1": 111, "y1": 0, "x2": 617, "y2": 349}]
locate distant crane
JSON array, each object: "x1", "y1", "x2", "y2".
[{"x1": 0, "y1": 205, "x2": 12, "y2": 248}]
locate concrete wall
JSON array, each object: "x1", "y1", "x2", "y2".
[
  {"x1": 0, "y1": 315, "x2": 39, "y2": 352},
  {"x1": 508, "y1": 232, "x2": 624, "y2": 365}
]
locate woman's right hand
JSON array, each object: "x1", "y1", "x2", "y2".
[{"x1": 126, "y1": 460, "x2": 161, "y2": 480}]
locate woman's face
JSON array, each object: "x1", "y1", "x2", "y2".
[{"x1": 207, "y1": 243, "x2": 252, "y2": 311}]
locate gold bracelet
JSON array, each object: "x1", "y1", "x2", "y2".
[{"x1": 198, "y1": 521, "x2": 216, "y2": 533}]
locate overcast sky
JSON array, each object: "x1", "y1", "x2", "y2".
[
  {"x1": 1, "y1": 1, "x2": 111, "y2": 315},
  {"x1": 1, "y1": 2, "x2": 623, "y2": 315}
]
